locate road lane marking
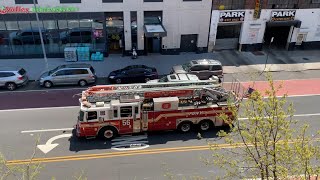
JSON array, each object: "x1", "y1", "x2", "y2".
[
  {"x1": 7, "y1": 137, "x2": 320, "y2": 165},
  {"x1": 21, "y1": 128, "x2": 74, "y2": 134},
  {"x1": 37, "y1": 134, "x2": 73, "y2": 154}
]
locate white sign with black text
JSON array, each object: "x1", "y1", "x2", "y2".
[
  {"x1": 271, "y1": 10, "x2": 296, "y2": 21},
  {"x1": 219, "y1": 11, "x2": 245, "y2": 22}
]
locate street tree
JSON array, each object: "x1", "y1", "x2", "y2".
[{"x1": 207, "y1": 74, "x2": 320, "y2": 180}]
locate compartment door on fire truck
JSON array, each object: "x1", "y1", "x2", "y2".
[
  {"x1": 153, "y1": 97, "x2": 179, "y2": 131},
  {"x1": 119, "y1": 106, "x2": 134, "y2": 134},
  {"x1": 84, "y1": 111, "x2": 100, "y2": 136}
]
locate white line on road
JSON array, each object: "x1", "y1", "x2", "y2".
[
  {"x1": 21, "y1": 128, "x2": 74, "y2": 134},
  {"x1": 238, "y1": 113, "x2": 320, "y2": 120}
]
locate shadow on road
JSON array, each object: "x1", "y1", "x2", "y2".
[{"x1": 68, "y1": 127, "x2": 230, "y2": 152}]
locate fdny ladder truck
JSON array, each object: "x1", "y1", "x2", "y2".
[{"x1": 75, "y1": 79, "x2": 243, "y2": 140}]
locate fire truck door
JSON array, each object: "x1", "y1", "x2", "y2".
[
  {"x1": 84, "y1": 111, "x2": 100, "y2": 137},
  {"x1": 132, "y1": 106, "x2": 141, "y2": 133},
  {"x1": 142, "y1": 111, "x2": 148, "y2": 131}
]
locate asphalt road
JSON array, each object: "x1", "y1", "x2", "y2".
[{"x1": 0, "y1": 95, "x2": 320, "y2": 179}]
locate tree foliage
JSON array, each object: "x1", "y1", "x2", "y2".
[{"x1": 208, "y1": 74, "x2": 320, "y2": 180}]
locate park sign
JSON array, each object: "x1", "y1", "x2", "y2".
[
  {"x1": 271, "y1": 10, "x2": 296, "y2": 21},
  {"x1": 0, "y1": 6, "x2": 79, "y2": 14},
  {"x1": 219, "y1": 11, "x2": 245, "y2": 22}
]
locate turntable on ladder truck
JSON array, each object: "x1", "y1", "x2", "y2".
[{"x1": 74, "y1": 79, "x2": 244, "y2": 140}]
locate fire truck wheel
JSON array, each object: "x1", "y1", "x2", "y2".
[
  {"x1": 98, "y1": 126, "x2": 118, "y2": 140},
  {"x1": 198, "y1": 120, "x2": 213, "y2": 131},
  {"x1": 178, "y1": 122, "x2": 193, "y2": 133}
]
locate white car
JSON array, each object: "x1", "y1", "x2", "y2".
[{"x1": 147, "y1": 73, "x2": 219, "y2": 83}]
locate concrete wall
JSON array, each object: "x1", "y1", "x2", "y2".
[{"x1": 2, "y1": 0, "x2": 212, "y2": 52}]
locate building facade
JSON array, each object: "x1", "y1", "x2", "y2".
[
  {"x1": 208, "y1": 0, "x2": 320, "y2": 52},
  {"x1": 0, "y1": 0, "x2": 212, "y2": 59}
]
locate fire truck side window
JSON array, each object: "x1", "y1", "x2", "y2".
[
  {"x1": 113, "y1": 109, "x2": 118, "y2": 118},
  {"x1": 87, "y1": 111, "x2": 97, "y2": 121},
  {"x1": 120, "y1": 106, "x2": 132, "y2": 118}
]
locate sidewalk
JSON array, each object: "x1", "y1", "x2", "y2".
[{"x1": 1, "y1": 49, "x2": 320, "y2": 80}]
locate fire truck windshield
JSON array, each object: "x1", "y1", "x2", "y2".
[{"x1": 78, "y1": 111, "x2": 84, "y2": 122}]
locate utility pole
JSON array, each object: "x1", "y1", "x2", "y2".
[
  {"x1": 260, "y1": 37, "x2": 274, "y2": 75},
  {"x1": 32, "y1": 0, "x2": 48, "y2": 70}
]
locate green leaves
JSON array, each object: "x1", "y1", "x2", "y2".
[{"x1": 211, "y1": 73, "x2": 320, "y2": 180}]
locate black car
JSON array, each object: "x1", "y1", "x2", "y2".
[{"x1": 108, "y1": 65, "x2": 158, "y2": 84}]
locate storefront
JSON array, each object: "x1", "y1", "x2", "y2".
[
  {"x1": 263, "y1": 10, "x2": 301, "y2": 50},
  {"x1": 232, "y1": 9, "x2": 320, "y2": 52},
  {"x1": 209, "y1": 10, "x2": 245, "y2": 51},
  {"x1": 0, "y1": 6, "x2": 107, "y2": 58},
  {"x1": 0, "y1": 0, "x2": 212, "y2": 59}
]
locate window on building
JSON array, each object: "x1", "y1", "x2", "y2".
[
  {"x1": 60, "y1": 0, "x2": 81, "y2": 3},
  {"x1": 102, "y1": 0, "x2": 123, "y2": 2},
  {"x1": 120, "y1": 106, "x2": 132, "y2": 118},
  {"x1": 87, "y1": 111, "x2": 97, "y2": 121},
  {"x1": 15, "y1": 0, "x2": 37, "y2": 4}
]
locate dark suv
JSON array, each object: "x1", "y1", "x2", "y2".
[
  {"x1": 108, "y1": 65, "x2": 158, "y2": 84},
  {"x1": 10, "y1": 29, "x2": 49, "y2": 45},
  {"x1": 60, "y1": 28, "x2": 92, "y2": 44}
]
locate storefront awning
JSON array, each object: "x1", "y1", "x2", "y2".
[{"x1": 143, "y1": 24, "x2": 167, "y2": 38}]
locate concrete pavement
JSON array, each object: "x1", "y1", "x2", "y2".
[{"x1": 1, "y1": 49, "x2": 320, "y2": 80}]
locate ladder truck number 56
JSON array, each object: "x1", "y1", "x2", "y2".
[{"x1": 122, "y1": 120, "x2": 131, "y2": 126}]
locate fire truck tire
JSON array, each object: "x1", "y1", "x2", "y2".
[
  {"x1": 178, "y1": 121, "x2": 193, "y2": 133},
  {"x1": 198, "y1": 120, "x2": 214, "y2": 131},
  {"x1": 98, "y1": 126, "x2": 118, "y2": 140}
]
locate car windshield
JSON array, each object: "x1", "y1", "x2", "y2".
[
  {"x1": 48, "y1": 66, "x2": 61, "y2": 75},
  {"x1": 182, "y1": 63, "x2": 192, "y2": 71},
  {"x1": 159, "y1": 76, "x2": 168, "y2": 82}
]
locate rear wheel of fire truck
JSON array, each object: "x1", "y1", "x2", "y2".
[
  {"x1": 178, "y1": 121, "x2": 193, "y2": 133},
  {"x1": 98, "y1": 126, "x2": 118, "y2": 140},
  {"x1": 198, "y1": 120, "x2": 213, "y2": 132}
]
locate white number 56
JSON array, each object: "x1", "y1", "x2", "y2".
[{"x1": 122, "y1": 120, "x2": 131, "y2": 126}]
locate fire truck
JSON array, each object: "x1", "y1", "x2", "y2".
[{"x1": 75, "y1": 79, "x2": 243, "y2": 140}]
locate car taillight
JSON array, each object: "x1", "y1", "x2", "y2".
[
  {"x1": 89, "y1": 75, "x2": 95, "y2": 79},
  {"x1": 18, "y1": 76, "x2": 23, "y2": 80}
]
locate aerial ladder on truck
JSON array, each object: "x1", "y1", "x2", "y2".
[{"x1": 79, "y1": 79, "x2": 242, "y2": 108}]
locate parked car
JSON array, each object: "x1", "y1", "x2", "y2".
[
  {"x1": 171, "y1": 59, "x2": 223, "y2": 80},
  {"x1": 0, "y1": 67, "x2": 29, "y2": 90},
  {"x1": 60, "y1": 28, "x2": 92, "y2": 44},
  {"x1": 10, "y1": 28, "x2": 50, "y2": 45},
  {"x1": 147, "y1": 73, "x2": 199, "y2": 83},
  {"x1": 108, "y1": 65, "x2": 158, "y2": 84},
  {"x1": 39, "y1": 63, "x2": 97, "y2": 88}
]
